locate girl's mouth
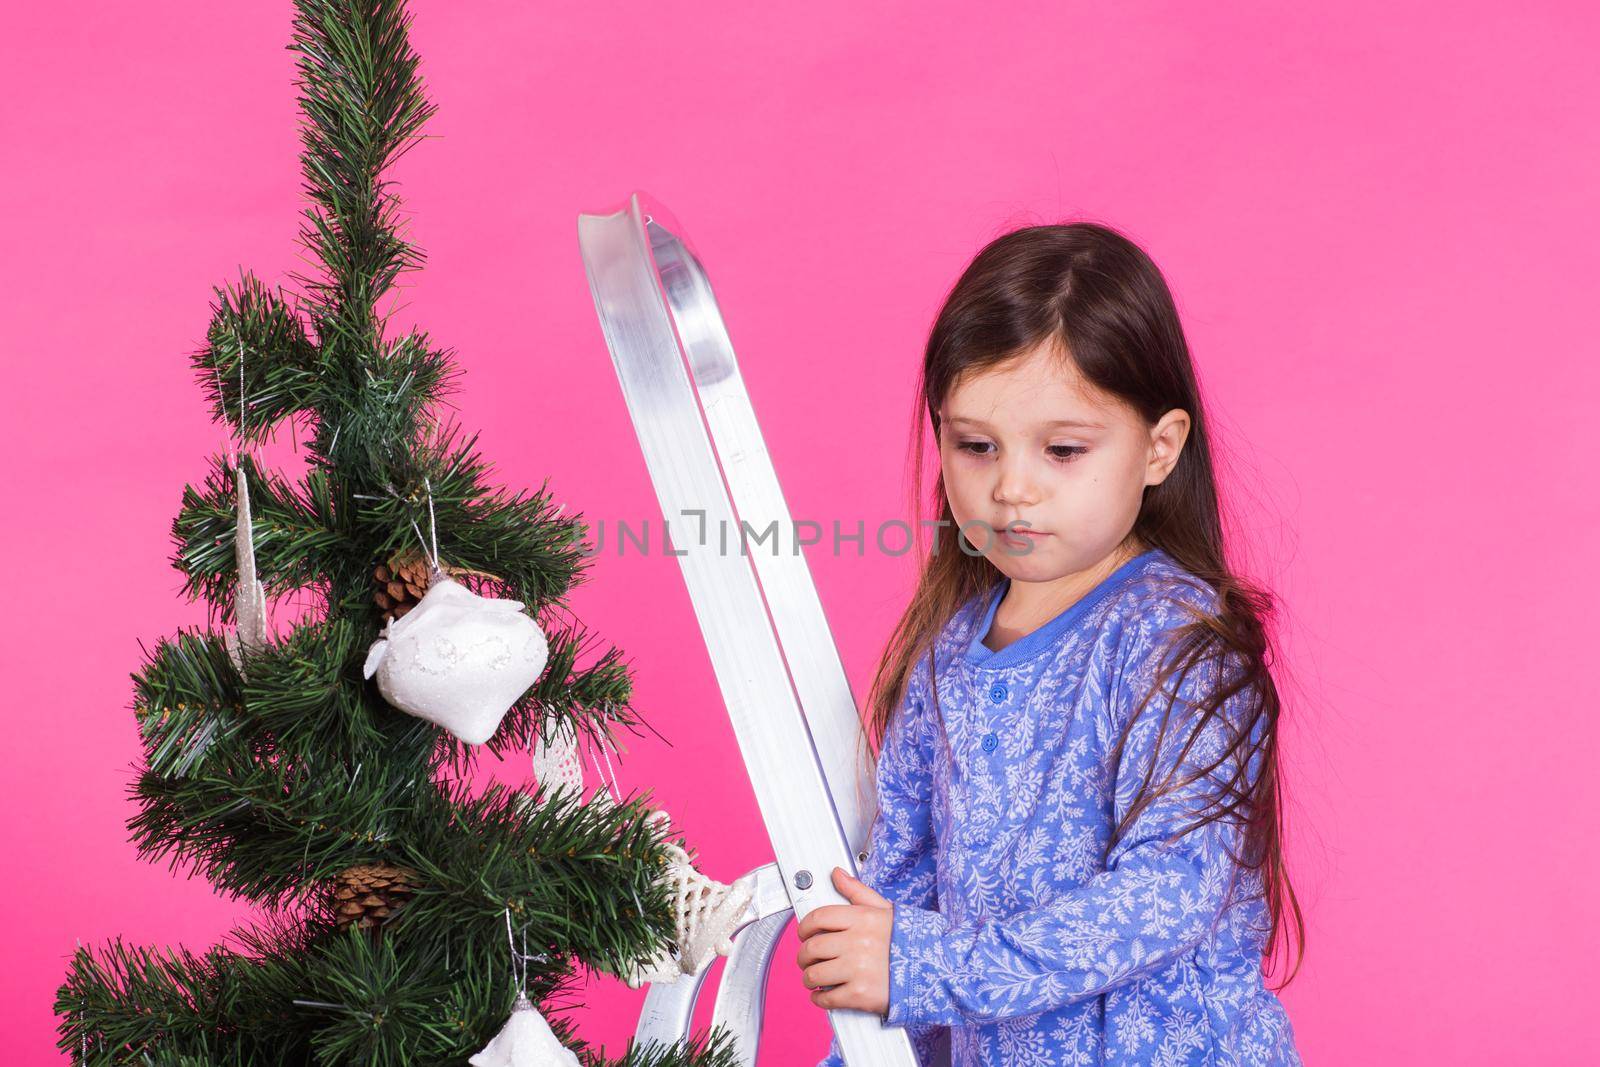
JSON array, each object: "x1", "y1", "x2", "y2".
[{"x1": 999, "y1": 527, "x2": 1051, "y2": 550}]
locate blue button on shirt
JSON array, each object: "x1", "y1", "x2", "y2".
[{"x1": 817, "y1": 548, "x2": 1301, "y2": 1066}]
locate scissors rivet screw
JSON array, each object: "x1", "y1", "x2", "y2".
[{"x1": 793, "y1": 869, "x2": 812, "y2": 890}]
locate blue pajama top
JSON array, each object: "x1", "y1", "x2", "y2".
[{"x1": 817, "y1": 547, "x2": 1302, "y2": 1066}]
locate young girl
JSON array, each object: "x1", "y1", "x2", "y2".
[{"x1": 795, "y1": 222, "x2": 1304, "y2": 1066}]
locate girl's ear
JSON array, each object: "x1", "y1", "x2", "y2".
[{"x1": 1145, "y1": 409, "x2": 1191, "y2": 486}]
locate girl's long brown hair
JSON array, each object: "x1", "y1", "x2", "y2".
[{"x1": 865, "y1": 221, "x2": 1304, "y2": 987}]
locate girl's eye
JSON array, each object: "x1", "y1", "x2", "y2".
[{"x1": 953, "y1": 441, "x2": 1087, "y2": 463}]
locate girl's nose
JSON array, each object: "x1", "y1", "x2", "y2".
[{"x1": 992, "y1": 457, "x2": 1041, "y2": 507}]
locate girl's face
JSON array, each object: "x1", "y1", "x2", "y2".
[{"x1": 938, "y1": 340, "x2": 1190, "y2": 584}]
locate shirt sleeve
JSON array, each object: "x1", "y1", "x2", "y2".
[
  {"x1": 882, "y1": 616, "x2": 1265, "y2": 1029},
  {"x1": 816, "y1": 652, "x2": 947, "y2": 1066}
]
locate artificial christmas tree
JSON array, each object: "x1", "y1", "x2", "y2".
[{"x1": 54, "y1": 3, "x2": 741, "y2": 1064}]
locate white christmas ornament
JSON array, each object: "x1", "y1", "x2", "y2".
[
  {"x1": 623, "y1": 810, "x2": 755, "y2": 988},
  {"x1": 528, "y1": 718, "x2": 587, "y2": 805},
  {"x1": 363, "y1": 571, "x2": 549, "y2": 745},
  {"x1": 224, "y1": 464, "x2": 269, "y2": 677},
  {"x1": 468, "y1": 993, "x2": 581, "y2": 1067},
  {"x1": 514, "y1": 700, "x2": 751, "y2": 990}
]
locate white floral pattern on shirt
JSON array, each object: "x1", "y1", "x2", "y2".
[{"x1": 816, "y1": 549, "x2": 1302, "y2": 1066}]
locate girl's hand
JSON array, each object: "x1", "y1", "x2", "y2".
[{"x1": 794, "y1": 866, "x2": 893, "y2": 1016}]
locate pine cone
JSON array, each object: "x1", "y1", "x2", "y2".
[
  {"x1": 372, "y1": 548, "x2": 505, "y2": 621},
  {"x1": 372, "y1": 548, "x2": 432, "y2": 621},
  {"x1": 329, "y1": 862, "x2": 419, "y2": 930}
]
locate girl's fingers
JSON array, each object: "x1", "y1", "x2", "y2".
[
  {"x1": 832, "y1": 866, "x2": 891, "y2": 908},
  {"x1": 810, "y1": 982, "x2": 865, "y2": 1011},
  {"x1": 795, "y1": 903, "x2": 854, "y2": 940},
  {"x1": 799, "y1": 954, "x2": 851, "y2": 992},
  {"x1": 794, "y1": 930, "x2": 844, "y2": 969}
]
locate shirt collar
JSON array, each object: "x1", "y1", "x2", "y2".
[{"x1": 962, "y1": 548, "x2": 1164, "y2": 671}]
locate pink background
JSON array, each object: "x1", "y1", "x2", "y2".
[{"x1": 3, "y1": 1, "x2": 1595, "y2": 1063}]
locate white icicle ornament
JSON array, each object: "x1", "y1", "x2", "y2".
[
  {"x1": 363, "y1": 570, "x2": 549, "y2": 745},
  {"x1": 468, "y1": 993, "x2": 581, "y2": 1067},
  {"x1": 224, "y1": 464, "x2": 270, "y2": 678}
]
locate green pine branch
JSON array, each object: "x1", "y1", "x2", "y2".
[
  {"x1": 58, "y1": 916, "x2": 744, "y2": 1067},
  {"x1": 196, "y1": 273, "x2": 323, "y2": 444},
  {"x1": 288, "y1": 0, "x2": 435, "y2": 328},
  {"x1": 172, "y1": 454, "x2": 343, "y2": 624},
  {"x1": 585, "y1": 1028, "x2": 746, "y2": 1067}
]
